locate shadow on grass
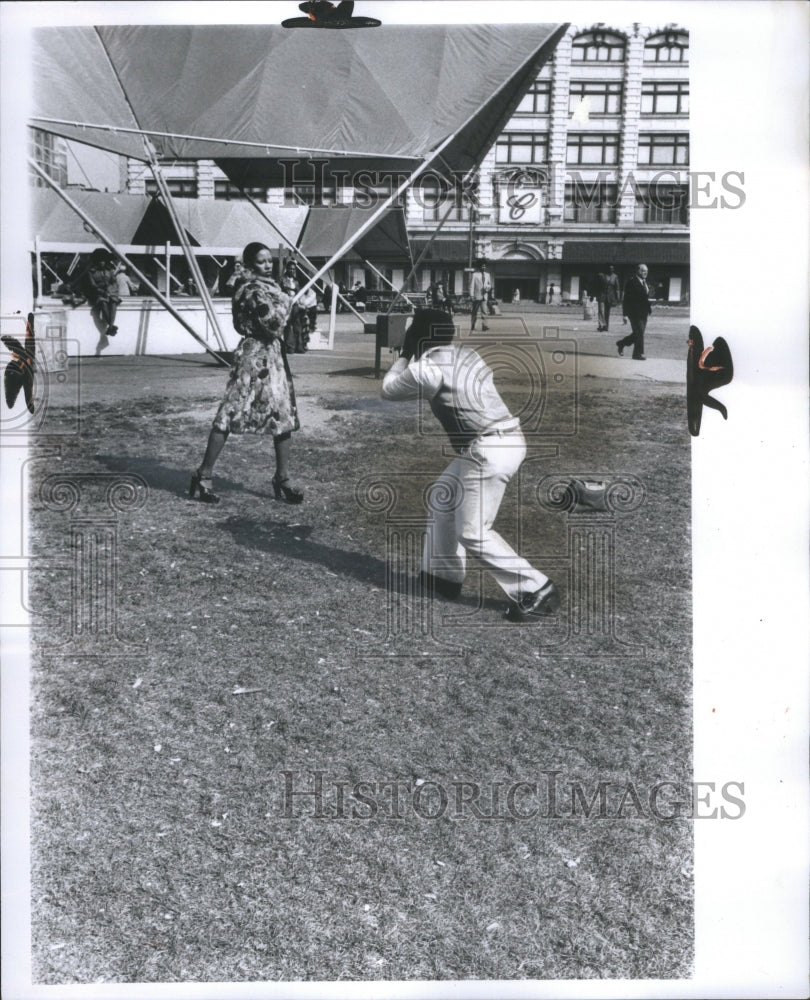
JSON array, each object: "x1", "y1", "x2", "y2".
[
  {"x1": 219, "y1": 516, "x2": 386, "y2": 586},
  {"x1": 92, "y1": 456, "x2": 510, "y2": 611},
  {"x1": 326, "y1": 366, "x2": 381, "y2": 379},
  {"x1": 94, "y1": 454, "x2": 272, "y2": 502},
  {"x1": 219, "y1": 515, "x2": 506, "y2": 612}
]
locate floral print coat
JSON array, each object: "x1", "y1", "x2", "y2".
[{"x1": 212, "y1": 274, "x2": 300, "y2": 436}]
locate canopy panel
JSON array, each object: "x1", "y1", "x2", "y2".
[
  {"x1": 298, "y1": 207, "x2": 410, "y2": 260},
  {"x1": 30, "y1": 187, "x2": 308, "y2": 252},
  {"x1": 31, "y1": 23, "x2": 568, "y2": 180},
  {"x1": 30, "y1": 188, "x2": 153, "y2": 244}
]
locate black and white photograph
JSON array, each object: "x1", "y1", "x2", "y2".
[{"x1": 1, "y1": 2, "x2": 807, "y2": 997}]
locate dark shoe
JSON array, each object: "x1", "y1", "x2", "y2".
[
  {"x1": 633, "y1": 355, "x2": 647, "y2": 361},
  {"x1": 106, "y1": 325, "x2": 118, "y2": 337},
  {"x1": 505, "y1": 580, "x2": 560, "y2": 622},
  {"x1": 417, "y1": 571, "x2": 462, "y2": 601},
  {"x1": 482, "y1": 324, "x2": 489, "y2": 332},
  {"x1": 189, "y1": 470, "x2": 220, "y2": 504},
  {"x1": 272, "y1": 475, "x2": 303, "y2": 504},
  {"x1": 616, "y1": 340, "x2": 624, "y2": 357}
]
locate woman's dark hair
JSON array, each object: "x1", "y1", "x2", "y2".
[{"x1": 242, "y1": 242, "x2": 272, "y2": 271}]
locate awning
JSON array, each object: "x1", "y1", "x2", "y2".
[
  {"x1": 30, "y1": 23, "x2": 568, "y2": 184},
  {"x1": 299, "y1": 207, "x2": 410, "y2": 260},
  {"x1": 30, "y1": 188, "x2": 153, "y2": 245},
  {"x1": 30, "y1": 187, "x2": 308, "y2": 253},
  {"x1": 562, "y1": 241, "x2": 690, "y2": 265},
  {"x1": 165, "y1": 200, "x2": 308, "y2": 252},
  {"x1": 410, "y1": 239, "x2": 471, "y2": 263}
]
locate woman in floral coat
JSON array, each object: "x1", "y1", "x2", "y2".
[{"x1": 190, "y1": 242, "x2": 303, "y2": 504}]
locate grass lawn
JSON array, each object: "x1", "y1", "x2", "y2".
[{"x1": 28, "y1": 327, "x2": 693, "y2": 983}]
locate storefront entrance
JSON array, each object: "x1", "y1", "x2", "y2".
[{"x1": 492, "y1": 259, "x2": 542, "y2": 303}]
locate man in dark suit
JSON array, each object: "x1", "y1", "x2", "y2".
[{"x1": 616, "y1": 263, "x2": 652, "y2": 360}]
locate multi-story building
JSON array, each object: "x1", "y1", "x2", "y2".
[
  {"x1": 88, "y1": 22, "x2": 691, "y2": 305},
  {"x1": 407, "y1": 22, "x2": 690, "y2": 304}
]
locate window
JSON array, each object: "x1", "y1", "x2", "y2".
[
  {"x1": 566, "y1": 133, "x2": 619, "y2": 166},
  {"x1": 30, "y1": 129, "x2": 67, "y2": 187},
  {"x1": 571, "y1": 30, "x2": 626, "y2": 63},
  {"x1": 569, "y1": 81, "x2": 623, "y2": 115},
  {"x1": 286, "y1": 185, "x2": 338, "y2": 206},
  {"x1": 645, "y1": 30, "x2": 689, "y2": 63},
  {"x1": 145, "y1": 178, "x2": 198, "y2": 198},
  {"x1": 634, "y1": 184, "x2": 689, "y2": 224},
  {"x1": 515, "y1": 80, "x2": 552, "y2": 115},
  {"x1": 351, "y1": 179, "x2": 405, "y2": 209},
  {"x1": 564, "y1": 182, "x2": 618, "y2": 223},
  {"x1": 496, "y1": 133, "x2": 548, "y2": 165},
  {"x1": 641, "y1": 82, "x2": 689, "y2": 114},
  {"x1": 214, "y1": 181, "x2": 269, "y2": 201},
  {"x1": 637, "y1": 134, "x2": 689, "y2": 166},
  {"x1": 422, "y1": 188, "x2": 471, "y2": 223}
]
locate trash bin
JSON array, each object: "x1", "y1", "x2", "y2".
[{"x1": 374, "y1": 313, "x2": 409, "y2": 377}]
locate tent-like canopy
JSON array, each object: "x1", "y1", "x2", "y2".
[
  {"x1": 30, "y1": 187, "x2": 407, "y2": 262},
  {"x1": 31, "y1": 23, "x2": 568, "y2": 185},
  {"x1": 30, "y1": 187, "x2": 309, "y2": 253},
  {"x1": 30, "y1": 188, "x2": 153, "y2": 246},
  {"x1": 298, "y1": 206, "x2": 410, "y2": 261},
  {"x1": 160, "y1": 199, "x2": 308, "y2": 252}
]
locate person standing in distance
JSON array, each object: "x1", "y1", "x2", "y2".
[
  {"x1": 469, "y1": 261, "x2": 490, "y2": 332},
  {"x1": 616, "y1": 263, "x2": 652, "y2": 361},
  {"x1": 381, "y1": 308, "x2": 559, "y2": 622}
]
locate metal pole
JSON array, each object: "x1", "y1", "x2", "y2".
[
  {"x1": 143, "y1": 138, "x2": 227, "y2": 351},
  {"x1": 241, "y1": 191, "x2": 364, "y2": 322},
  {"x1": 291, "y1": 131, "x2": 461, "y2": 306},
  {"x1": 362, "y1": 257, "x2": 413, "y2": 311},
  {"x1": 34, "y1": 236, "x2": 43, "y2": 303},
  {"x1": 28, "y1": 159, "x2": 229, "y2": 366},
  {"x1": 385, "y1": 197, "x2": 459, "y2": 315}
]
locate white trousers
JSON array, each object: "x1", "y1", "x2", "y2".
[{"x1": 422, "y1": 429, "x2": 548, "y2": 601}]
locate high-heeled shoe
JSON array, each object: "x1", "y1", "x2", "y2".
[
  {"x1": 272, "y1": 475, "x2": 303, "y2": 504},
  {"x1": 189, "y1": 470, "x2": 221, "y2": 504}
]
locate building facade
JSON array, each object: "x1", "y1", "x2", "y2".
[
  {"x1": 406, "y1": 22, "x2": 690, "y2": 304},
  {"x1": 68, "y1": 22, "x2": 690, "y2": 305}
]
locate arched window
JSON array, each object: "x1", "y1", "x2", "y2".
[
  {"x1": 571, "y1": 29, "x2": 626, "y2": 63},
  {"x1": 644, "y1": 29, "x2": 689, "y2": 63}
]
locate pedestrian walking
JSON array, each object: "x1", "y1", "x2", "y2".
[{"x1": 616, "y1": 264, "x2": 652, "y2": 361}]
